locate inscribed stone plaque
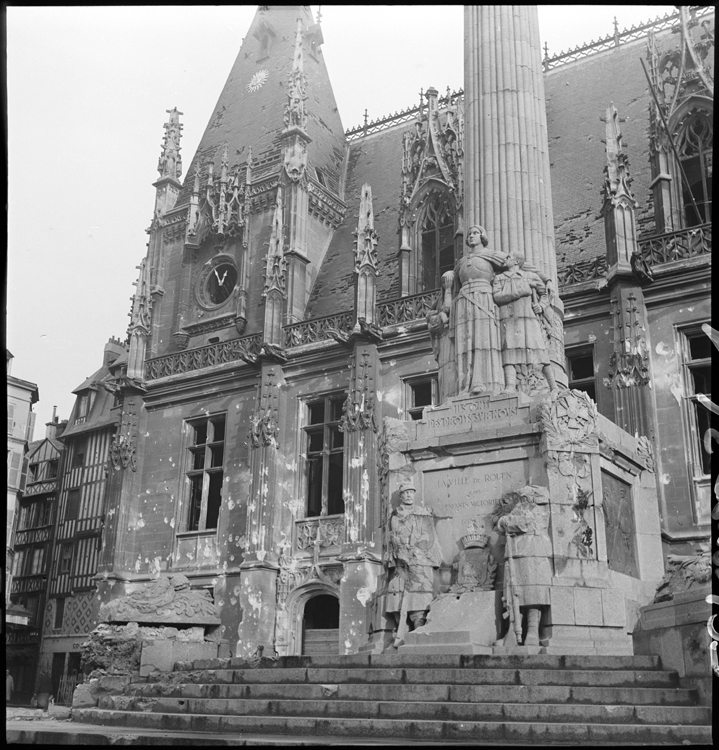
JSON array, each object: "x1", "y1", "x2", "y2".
[
  {"x1": 420, "y1": 461, "x2": 528, "y2": 563},
  {"x1": 416, "y1": 393, "x2": 526, "y2": 442},
  {"x1": 601, "y1": 471, "x2": 639, "y2": 578}
]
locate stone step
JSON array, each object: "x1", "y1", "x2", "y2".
[
  {"x1": 128, "y1": 679, "x2": 699, "y2": 706},
  {"x1": 132, "y1": 666, "x2": 679, "y2": 688},
  {"x1": 98, "y1": 695, "x2": 711, "y2": 725},
  {"x1": 180, "y1": 653, "x2": 662, "y2": 672},
  {"x1": 73, "y1": 708, "x2": 713, "y2": 745}
]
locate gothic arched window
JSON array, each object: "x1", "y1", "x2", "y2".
[
  {"x1": 419, "y1": 192, "x2": 455, "y2": 290},
  {"x1": 676, "y1": 109, "x2": 712, "y2": 227}
]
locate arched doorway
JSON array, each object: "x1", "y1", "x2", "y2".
[{"x1": 302, "y1": 594, "x2": 339, "y2": 656}]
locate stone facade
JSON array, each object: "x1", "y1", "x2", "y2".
[{"x1": 47, "y1": 6, "x2": 713, "y2": 663}]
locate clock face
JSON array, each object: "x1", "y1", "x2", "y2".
[
  {"x1": 247, "y1": 69, "x2": 269, "y2": 92},
  {"x1": 206, "y1": 263, "x2": 238, "y2": 305}
]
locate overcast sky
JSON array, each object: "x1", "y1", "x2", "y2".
[{"x1": 7, "y1": 5, "x2": 672, "y2": 432}]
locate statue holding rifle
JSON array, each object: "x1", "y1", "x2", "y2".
[{"x1": 493, "y1": 485, "x2": 552, "y2": 647}]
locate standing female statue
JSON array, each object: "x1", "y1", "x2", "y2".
[{"x1": 429, "y1": 225, "x2": 507, "y2": 399}]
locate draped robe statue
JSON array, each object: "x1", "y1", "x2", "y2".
[{"x1": 428, "y1": 225, "x2": 507, "y2": 401}]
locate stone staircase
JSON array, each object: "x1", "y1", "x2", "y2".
[{"x1": 72, "y1": 653, "x2": 711, "y2": 745}]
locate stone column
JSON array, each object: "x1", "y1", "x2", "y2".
[
  {"x1": 338, "y1": 340, "x2": 383, "y2": 654},
  {"x1": 601, "y1": 103, "x2": 655, "y2": 440},
  {"x1": 464, "y1": 5, "x2": 566, "y2": 382},
  {"x1": 237, "y1": 358, "x2": 284, "y2": 657}
]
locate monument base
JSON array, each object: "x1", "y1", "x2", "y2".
[
  {"x1": 378, "y1": 388, "x2": 663, "y2": 658},
  {"x1": 492, "y1": 643, "x2": 543, "y2": 655},
  {"x1": 397, "y1": 591, "x2": 499, "y2": 654}
]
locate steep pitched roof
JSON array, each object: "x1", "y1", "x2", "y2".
[
  {"x1": 177, "y1": 6, "x2": 346, "y2": 206},
  {"x1": 62, "y1": 363, "x2": 118, "y2": 438},
  {"x1": 306, "y1": 122, "x2": 411, "y2": 318}
]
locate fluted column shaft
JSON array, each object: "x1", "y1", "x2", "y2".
[
  {"x1": 465, "y1": 5, "x2": 565, "y2": 382},
  {"x1": 465, "y1": 6, "x2": 556, "y2": 284}
]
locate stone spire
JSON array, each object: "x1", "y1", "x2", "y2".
[
  {"x1": 353, "y1": 184, "x2": 379, "y2": 332},
  {"x1": 126, "y1": 258, "x2": 152, "y2": 380},
  {"x1": 283, "y1": 18, "x2": 308, "y2": 135},
  {"x1": 157, "y1": 107, "x2": 183, "y2": 182},
  {"x1": 262, "y1": 185, "x2": 287, "y2": 348},
  {"x1": 600, "y1": 109, "x2": 654, "y2": 439},
  {"x1": 153, "y1": 108, "x2": 183, "y2": 219},
  {"x1": 600, "y1": 103, "x2": 639, "y2": 280}
]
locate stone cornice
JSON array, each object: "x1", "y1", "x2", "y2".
[{"x1": 307, "y1": 179, "x2": 347, "y2": 228}]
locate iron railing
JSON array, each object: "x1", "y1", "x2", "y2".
[
  {"x1": 543, "y1": 8, "x2": 713, "y2": 71},
  {"x1": 345, "y1": 89, "x2": 463, "y2": 141}
]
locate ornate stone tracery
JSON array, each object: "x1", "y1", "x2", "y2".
[
  {"x1": 399, "y1": 87, "x2": 464, "y2": 295},
  {"x1": 606, "y1": 293, "x2": 650, "y2": 389},
  {"x1": 646, "y1": 8, "x2": 714, "y2": 232},
  {"x1": 204, "y1": 144, "x2": 247, "y2": 238},
  {"x1": 296, "y1": 517, "x2": 345, "y2": 550}
]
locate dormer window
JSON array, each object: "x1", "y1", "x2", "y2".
[
  {"x1": 315, "y1": 168, "x2": 326, "y2": 187},
  {"x1": 47, "y1": 459, "x2": 59, "y2": 479},
  {"x1": 75, "y1": 390, "x2": 96, "y2": 424},
  {"x1": 305, "y1": 22, "x2": 324, "y2": 58},
  {"x1": 253, "y1": 16, "x2": 276, "y2": 60}
]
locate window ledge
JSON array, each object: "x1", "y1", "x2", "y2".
[{"x1": 175, "y1": 529, "x2": 217, "y2": 538}]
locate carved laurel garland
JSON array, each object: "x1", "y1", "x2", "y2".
[{"x1": 539, "y1": 388, "x2": 599, "y2": 451}]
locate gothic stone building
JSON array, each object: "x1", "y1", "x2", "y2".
[{"x1": 88, "y1": 6, "x2": 712, "y2": 658}]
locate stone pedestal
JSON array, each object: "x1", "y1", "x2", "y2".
[
  {"x1": 399, "y1": 591, "x2": 501, "y2": 654},
  {"x1": 236, "y1": 563, "x2": 279, "y2": 657},
  {"x1": 338, "y1": 556, "x2": 383, "y2": 654},
  {"x1": 633, "y1": 585, "x2": 712, "y2": 705},
  {"x1": 380, "y1": 388, "x2": 663, "y2": 655}
]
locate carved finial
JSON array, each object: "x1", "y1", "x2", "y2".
[
  {"x1": 601, "y1": 103, "x2": 637, "y2": 208},
  {"x1": 246, "y1": 146, "x2": 253, "y2": 184},
  {"x1": 157, "y1": 107, "x2": 183, "y2": 180},
  {"x1": 543, "y1": 41, "x2": 549, "y2": 60},
  {"x1": 220, "y1": 143, "x2": 229, "y2": 184},
  {"x1": 263, "y1": 185, "x2": 287, "y2": 301},
  {"x1": 354, "y1": 184, "x2": 379, "y2": 274},
  {"x1": 317, "y1": 5, "x2": 322, "y2": 24},
  {"x1": 283, "y1": 19, "x2": 307, "y2": 132}
]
